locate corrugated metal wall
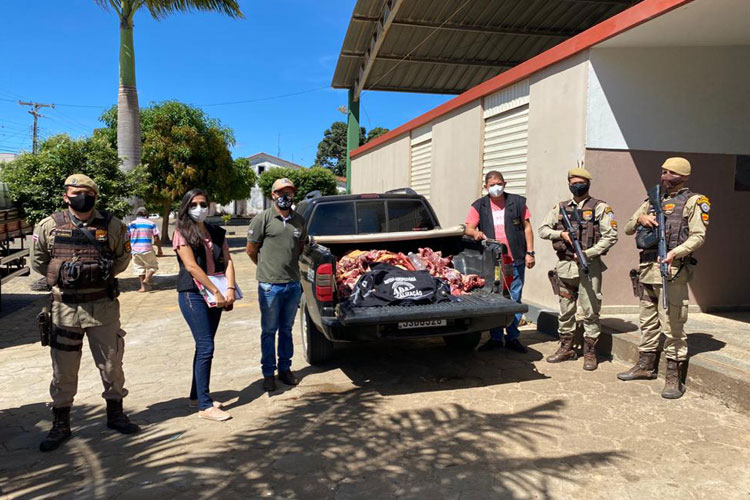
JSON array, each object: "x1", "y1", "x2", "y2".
[
  {"x1": 410, "y1": 125, "x2": 432, "y2": 199},
  {"x1": 482, "y1": 80, "x2": 530, "y2": 196}
]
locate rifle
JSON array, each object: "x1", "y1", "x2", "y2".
[
  {"x1": 648, "y1": 184, "x2": 670, "y2": 309},
  {"x1": 558, "y1": 204, "x2": 591, "y2": 282}
]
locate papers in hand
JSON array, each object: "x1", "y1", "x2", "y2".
[{"x1": 194, "y1": 274, "x2": 243, "y2": 307}]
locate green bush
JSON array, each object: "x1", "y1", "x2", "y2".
[
  {"x1": 0, "y1": 134, "x2": 134, "y2": 225},
  {"x1": 258, "y1": 167, "x2": 339, "y2": 203}
]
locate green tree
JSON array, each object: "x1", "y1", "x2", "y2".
[
  {"x1": 225, "y1": 157, "x2": 258, "y2": 203},
  {"x1": 0, "y1": 134, "x2": 134, "y2": 225},
  {"x1": 100, "y1": 100, "x2": 239, "y2": 241},
  {"x1": 258, "y1": 167, "x2": 338, "y2": 204},
  {"x1": 366, "y1": 127, "x2": 389, "y2": 142},
  {"x1": 313, "y1": 121, "x2": 389, "y2": 176},
  {"x1": 94, "y1": 0, "x2": 243, "y2": 172}
]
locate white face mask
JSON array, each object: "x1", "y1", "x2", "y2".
[
  {"x1": 189, "y1": 206, "x2": 208, "y2": 222},
  {"x1": 488, "y1": 184, "x2": 505, "y2": 197}
]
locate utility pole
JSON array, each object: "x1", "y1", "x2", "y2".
[{"x1": 18, "y1": 101, "x2": 55, "y2": 154}]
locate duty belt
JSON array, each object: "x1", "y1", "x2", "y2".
[{"x1": 52, "y1": 289, "x2": 111, "y2": 304}]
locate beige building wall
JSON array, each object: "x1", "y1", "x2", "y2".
[
  {"x1": 586, "y1": 149, "x2": 749, "y2": 309},
  {"x1": 351, "y1": 134, "x2": 411, "y2": 194},
  {"x1": 523, "y1": 52, "x2": 590, "y2": 309},
  {"x1": 429, "y1": 102, "x2": 484, "y2": 227}
]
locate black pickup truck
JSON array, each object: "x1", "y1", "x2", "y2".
[{"x1": 295, "y1": 191, "x2": 527, "y2": 364}]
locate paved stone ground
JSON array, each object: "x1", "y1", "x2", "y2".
[{"x1": 2, "y1": 237, "x2": 750, "y2": 500}]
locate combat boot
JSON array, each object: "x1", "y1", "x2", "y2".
[
  {"x1": 106, "y1": 399, "x2": 140, "y2": 434},
  {"x1": 40, "y1": 406, "x2": 72, "y2": 452},
  {"x1": 617, "y1": 352, "x2": 657, "y2": 381},
  {"x1": 661, "y1": 359, "x2": 686, "y2": 399},
  {"x1": 582, "y1": 338, "x2": 598, "y2": 371},
  {"x1": 546, "y1": 334, "x2": 577, "y2": 363}
]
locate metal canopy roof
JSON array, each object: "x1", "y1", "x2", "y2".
[{"x1": 332, "y1": 0, "x2": 641, "y2": 99}]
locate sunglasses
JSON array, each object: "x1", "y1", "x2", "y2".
[{"x1": 190, "y1": 202, "x2": 208, "y2": 208}]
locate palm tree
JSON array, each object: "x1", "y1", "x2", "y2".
[{"x1": 95, "y1": 0, "x2": 243, "y2": 171}]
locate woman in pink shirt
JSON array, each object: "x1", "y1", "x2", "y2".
[{"x1": 173, "y1": 189, "x2": 236, "y2": 421}]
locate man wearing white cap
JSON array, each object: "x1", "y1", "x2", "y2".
[
  {"x1": 618, "y1": 157, "x2": 709, "y2": 399},
  {"x1": 246, "y1": 178, "x2": 307, "y2": 392}
]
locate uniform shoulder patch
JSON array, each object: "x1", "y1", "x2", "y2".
[
  {"x1": 604, "y1": 206, "x2": 614, "y2": 215},
  {"x1": 696, "y1": 195, "x2": 711, "y2": 214},
  {"x1": 611, "y1": 220, "x2": 618, "y2": 230}
]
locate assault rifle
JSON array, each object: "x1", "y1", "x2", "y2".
[
  {"x1": 648, "y1": 184, "x2": 669, "y2": 309},
  {"x1": 559, "y1": 204, "x2": 591, "y2": 282}
]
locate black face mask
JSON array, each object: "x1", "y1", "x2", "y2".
[
  {"x1": 68, "y1": 193, "x2": 96, "y2": 213},
  {"x1": 276, "y1": 194, "x2": 293, "y2": 210},
  {"x1": 661, "y1": 173, "x2": 684, "y2": 190},
  {"x1": 569, "y1": 182, "x2": 589, "y2": 197}
]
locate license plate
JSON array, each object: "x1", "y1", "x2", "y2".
[{"x1": 397, "y1": 319, "x2": 447, "y2": 329}]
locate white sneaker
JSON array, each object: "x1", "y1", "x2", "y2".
[{"x1": 198, "y1": 406, "x2": 231, "y2": 422}]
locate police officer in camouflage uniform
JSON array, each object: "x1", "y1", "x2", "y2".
[
  {"x1": 538, "y1": 168, "x2": 618, "y2": 371},
  {"x1": 617, "y1": 158, "x2": 709, "y2": 399},
  {"x1": 31, "y1": 174, "x2": 139, "y2": 452}
]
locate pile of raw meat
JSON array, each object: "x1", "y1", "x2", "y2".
[{"x1": 335, "y1": 247, "x2": 485, "y2": 299}]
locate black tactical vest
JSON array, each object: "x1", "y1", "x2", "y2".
[
  {"x1": 176, "y1": 223, "x2": 227, "y2": 293},
  {"x1": 640, "y1": 189, "x2": 694, "y2": 262},
  {"x1": 552, "y1": 197, "x2": 605, "y2": 261},
  {"x1": 471, "y1": 193, "x2": 527, "y2": 262},
  {"x1": 46, "y1": 210, "x2": 115, "y2": 291}
]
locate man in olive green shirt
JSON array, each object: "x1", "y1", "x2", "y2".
[
  {"x1": 246, "y1": 178, "x2": 306, "y2": 392},
  {"x1": 31, "y1": 173, "x2": 139, "y2": 452}
]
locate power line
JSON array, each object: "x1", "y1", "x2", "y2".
[
  {"x1": 0, "y1": 85, "x2": 331, "y2": 109},
  {"x1": 18, "y1": 101, "x2": 55, "y2": 154}
]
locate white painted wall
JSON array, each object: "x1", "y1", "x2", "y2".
[
  {"x1": 523, "y1": 52, "x2": 591, "y2": 309},
  {"x1": 351, "y1": 134, "x2": 411, "y2": 194},
  {"x1": 587, "y1": 46, "x2": 750, "y2": 155}
]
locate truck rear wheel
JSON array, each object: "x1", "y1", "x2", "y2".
[
  {"x1": 443, "y1": 332, "x2": 482, "y2": 350},
  {"x1": 300, "y1": 302, "x2": 334, "y2": 365}
]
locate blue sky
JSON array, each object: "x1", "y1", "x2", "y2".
[{"x1": 0, "y1": 0, "x2": 450, "y2": 165}]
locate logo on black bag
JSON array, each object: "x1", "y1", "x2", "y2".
[{"x1": 385, "y1": 276, "x2": 423, "y2": 299}]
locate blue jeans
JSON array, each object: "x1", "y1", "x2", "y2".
[
  {"x1": 258, "y1": 281, "x2": 302, "y2": 377},
  {"x1": 179, "y1": 291, "x2": 223, "y2": 410},
  {"x1": 490, "y1": 262, "x2": 526, "y2": 342}
]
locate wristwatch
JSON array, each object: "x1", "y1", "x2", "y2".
[{"x1": 526, "y1": 251, "x2": 536, "y2": 256}]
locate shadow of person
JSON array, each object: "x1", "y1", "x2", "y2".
[{"x1": 687, "y1": 332, "x2": 727, "y2": 356}]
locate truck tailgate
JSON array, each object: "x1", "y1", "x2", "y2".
[{"x1": 336, "y1": 291, "x2": 527, "y2": 326}]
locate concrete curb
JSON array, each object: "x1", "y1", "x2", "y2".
[{"x1": 526, "y1": 301, "x2": 750, "y2": 414}]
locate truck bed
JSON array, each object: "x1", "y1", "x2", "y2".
[{"x1": 337, "y1": 289, "x2": 526, "y2": 326}]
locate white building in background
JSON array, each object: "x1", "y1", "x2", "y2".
[
  {"x1": 0, "y1": 153, "x2": 18, "y2": 164},
  {"x1": 215, "y1": 152, "x2": 304, "y2": 217}
]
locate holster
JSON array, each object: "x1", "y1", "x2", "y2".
[
  {"x1": 37, "y1": 303, "x2": 51, "y2": 347},
  {"x1": 547, "y1": 270, "x2": 577, "y2": 300},
  {"x1": 629, "y1": 268, "x2": 644, "y2": 299},
  {"x1": 547, "y1": 270, "x2": 561, "y2": 297}
]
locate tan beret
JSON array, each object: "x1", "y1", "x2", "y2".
[
  {"x1": 271, "y1": 177, "x2": 296, "y2": 193},
  {"x1": 64, "y1": 173, "x2": 99, "y2": 195},
  {"x1": 661, "y1": 157, "x2": 691, "y2": 176},
  {"x1": 567, "y1": 167, "x2": 592, "y2": 181}
]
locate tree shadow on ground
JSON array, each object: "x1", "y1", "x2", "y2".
[{"x1": 1, "y1": 394, "x2": 624, "y2": 500}]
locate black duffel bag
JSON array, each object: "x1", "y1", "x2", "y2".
[{"x1": 349, "y1": 263, "x2": 453, "y2": 307}]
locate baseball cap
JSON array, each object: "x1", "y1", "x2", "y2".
[{"x1": 272, "y1": 177, "x2": 296, "y2": 193}]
